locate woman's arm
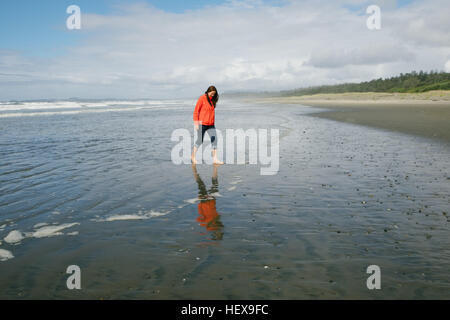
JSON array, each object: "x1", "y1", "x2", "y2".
[{"x1": 193, "y1": 96, "x2": 203, "y2": 129}]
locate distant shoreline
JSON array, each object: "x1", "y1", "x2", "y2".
[
  {"x1": 248, "y1": 90, "x2": 450, "y2": 105},
  {"x1": 248, "y1": 91, "x2": 450, "y2": 143}
]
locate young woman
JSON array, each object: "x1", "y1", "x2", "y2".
[{"x1": 191, "y1": 85, "x2": 224, "y2": 165}]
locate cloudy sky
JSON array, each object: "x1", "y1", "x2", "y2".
[{"x1": 0, "y1": 0, "x2": 449, "y2": 100}]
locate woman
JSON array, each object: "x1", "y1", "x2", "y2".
[{"x1": 191, "y1": 85, "x2": 224, "y2": 165}]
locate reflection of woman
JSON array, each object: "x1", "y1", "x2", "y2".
[
  {"x1": 191, "y1": 85, "x2": 224, "y2": 165},
  {"x1": 192, "y1": 164, "x2": 224, "y2": 240}
]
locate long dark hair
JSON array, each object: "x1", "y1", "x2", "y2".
[{"x1": 205, "y1": 85, "x2": 219, "y2": 108}]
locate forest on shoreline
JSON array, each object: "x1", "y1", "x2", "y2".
[{"x1": 223, "y1": 71, "x2": 450, "y2": 98}]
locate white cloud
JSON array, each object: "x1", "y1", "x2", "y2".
[
  {"x1": 0, "y1": 0, "x2": 449, "y2": 100},
  {"x1": 445, "y1": 60, "x2": 450, "y2": 72}
]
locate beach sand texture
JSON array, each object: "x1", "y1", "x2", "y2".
[
  {"x1": 0, "y1": 99, "x2": 449, "y2": 299},
  {"x1": 252, "y1": 91, "x2": 450, "y2": 142}
]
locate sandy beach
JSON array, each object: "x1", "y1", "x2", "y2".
[
  {"x1": 251, "y1": 91, "x2": 450, "y2": 143},
  {"x1": 1, "y1": 99, "x2": 449, "y2": 299}
]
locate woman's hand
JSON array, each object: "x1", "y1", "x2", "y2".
[{"x1": 195, "y1": 124, "x2": 199, "y2": 131}]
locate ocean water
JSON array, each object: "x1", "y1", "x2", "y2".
[{"x1": 0, "y1": 99, "x2": 449, "y2": 299}]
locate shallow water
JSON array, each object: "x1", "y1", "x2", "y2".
[{"x1": 0, "y1": 99, "x2": 449, "y2": 299}]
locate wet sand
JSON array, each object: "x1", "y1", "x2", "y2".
[
  {"x1": 1, "y1": 99, "x2": 450, "y2": 299},
  {"x1": 252, "y1": 92, "x2": 450, "y2": 143}
]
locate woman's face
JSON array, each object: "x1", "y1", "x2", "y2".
[{"x1": 208, "y1": 91, "x2": 216, "y2": 97}]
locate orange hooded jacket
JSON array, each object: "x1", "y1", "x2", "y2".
[{"x1": 193, "y1": 94, "x2": 215, "y2": 126}]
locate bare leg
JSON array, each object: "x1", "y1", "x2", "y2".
[
  {"x1": 212, "y1": 149, "x2": 224, "y2": 165},
  {"x1": 191, "y1": 162, "x2": 198, "y2": 177},
  {"x1": 212, "y1": 164, "x2": 218, "y2": 179},
  {"x1": 191, "y1": 146, "x2": 198, "y2": 164}
]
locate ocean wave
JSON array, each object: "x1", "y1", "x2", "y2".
[
  {"x1": 0, "y1": 107, "x2": 147, "y2": 118},
  {"x1": 0, "y1": 99, "x2": 193, "y2": 117},
  {"x1": 0, "y1": 99, "x2": 192, "y2": 112}
]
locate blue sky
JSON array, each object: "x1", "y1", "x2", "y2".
[
  {"x1": 343, "y1": 0, "x2": 415, "y2": 14},
  {"x1": 0, "y1": 0, "x2": 413, "y2": 57},
  {"x1": 0, "y1": 0, "x2": 248, "y2": 57}
]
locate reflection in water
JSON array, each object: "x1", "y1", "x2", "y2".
[{"x1": 192, "y1": 164, "x2": 224, "y2": 241}]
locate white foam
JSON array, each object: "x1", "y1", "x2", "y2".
[
  {"x1": 0, "y1": 107, "x2": 147, "y2": 118},
  {"x1": 184, "y1": 193, "x2": 222, "y2": 204},
  {"x1": 209, "y1": 192, "x2": 223, "y2": 197},
  {"x1": 0, "y1": 99, "x2": 186, "y2": 112},
  {"x1": 4, "y1": 230, "x2": 25, "y2": 244},
  {"x1": 185, "y1": 198, "x2": 201, "y2": 204},
  {"x1": 31, "y1": 223, "x2": 80, "y2": 238},
  {"x1": 0, "y1": 101, "x2": 83, "y2": 111},
  {"x1": 94, "y1": 210, "x2": 170, "y2": 222},
  {"x1": 67, "y1": 231, "x2": 79, "y2": 236},
  {"x1": 0, "y1": 249, "x2": 14, "y2": 262},
  {"x1": 228, "y1": 186, "x2": 237, "y2": 191},
  {"x1": 33, "y1": 222, "x2": 49, "y2": 229},
  {"x1": 0, "y1": 98, "x2": 193, "y2": 118}
]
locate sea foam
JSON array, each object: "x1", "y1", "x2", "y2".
[
  {"x1": 0, "y1": 249, "x2": 14, "y2": 262},
  {"x1": 31, "y1": 223, "x2": 80, "y2": 238},
  {"x1": 93, "y1": 210, "x2": 170, "y2": 222},
  {"x1": 4, "y1": 230, "x2": 25, "y2": 244}
]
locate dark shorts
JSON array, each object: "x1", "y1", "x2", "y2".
[{"x1": 195, "y1": 124, "x2": 217, "y2": 149}]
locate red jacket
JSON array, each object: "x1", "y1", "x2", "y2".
[{"x1": 193, "y1": 94, "x2": 215, "y2": 126}]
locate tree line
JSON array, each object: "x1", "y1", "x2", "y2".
[{"x1": 280, "y1": 70, "x2": 450, "y2": 96}]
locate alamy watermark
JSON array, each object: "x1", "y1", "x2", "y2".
[
  {"x1": 66, "y1": 265, "x2": 81, "y2": 290},
  {"x1": 366, "y1": 265, "x2": 381, "y2": 290},
  {"x1": 171, "y1": 127, "x2": 280, "y2": 176},
  {"x1": 366, "y1": 5, "x2": 381, "y2": 30},
  {"x1": 66, "y1": 5, "x2": 81, "y2": 30}
]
